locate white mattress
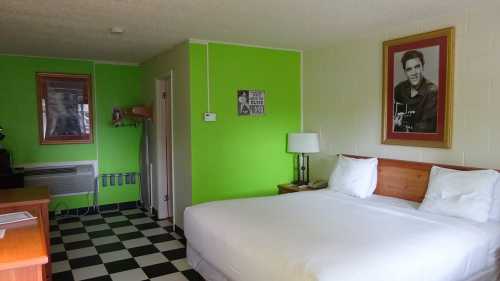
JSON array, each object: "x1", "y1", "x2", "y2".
[{"x1": 184, "y1": 191, "x2": 500, "y2": 281}]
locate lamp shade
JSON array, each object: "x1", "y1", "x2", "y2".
[{"x1": 287, "y1": 133, "x2": 319, "y2": 153}]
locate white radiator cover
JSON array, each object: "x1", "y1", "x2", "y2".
[{"x1": 22, "y1": 161, "x2": 96, "y2": 196}]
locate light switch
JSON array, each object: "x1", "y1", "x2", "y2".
[{"x1": 204, "y1": 112, "x2": 217, "y2": 122}]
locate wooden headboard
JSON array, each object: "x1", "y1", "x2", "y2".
[{"x1": 344, "y1": 155, "x2": 499, "y2": 203}]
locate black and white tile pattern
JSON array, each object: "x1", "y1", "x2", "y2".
[{"x1": 50, "y1": 208, "x2": 205, "y2": 281}]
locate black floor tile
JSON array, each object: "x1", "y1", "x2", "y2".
[
  {"x1": 142, "y1": 262, "x2": 178, "y2": 279},
  {"x1": 104, "y1": 258, "x2": 140, "y2": 274},
  {"x1": 51, "y1": 207, "x2": 204, "y2": 281},
  {"x1": 128, "y1": 244, "x2": 159, "y2": 257},
  {"x1": 135, "y1": 222, "x2": 159, "y2": 230},
  {"x1": 147, "y1": 233, "x2": 174, "y2": 244},
  {"x1": 82, "y1": 219, "x2": 106, "y2": 226},
  {"x1": 117, "y1": 231, "x2": 144, "y2": 241},
  {"x1": 95, "y1": 242, "x2": 125, "y2": 253},
  {"x1": 88, "y1": 229, "x2": 115, "y2": 239},
  {"x1": 101, "y1": 211, "x2": 122, "y2": 218},
  {"x1": 51, "y1": 237, "x2": 63, "y2": 245},
  {"x1": 51, "y1": 251, "x2": 68, "y2": 262},
  {"x1": 61, "y1": 227, "x2": 87, "y2": 236},
  {"x1": 109, "y1": 220, "x2": 132, "y2": 228},
  {"x1": 53, "y1": 270, "x2": 75, "y2": 281},
  {"x1": 183, "y1": 269, "x2": 206, "y2": 281},
  {"x1": 58, "y1": 217, "x2": 81, "y2": 224},
  {"x1": 69, "y1": 255, "x2": 103, "y2": 269},
  {"x1": 64, "y1": 239, "x2": 94, "y2": 250},
  {"x1": 80, "y1": 275, "x2": 113, "y2": 281},
  {"x1": 126, "y1": 213, "x2": 147, "y2": 219},
  {"x1": 162, "y1": 248, "x2": 186, "y2": 261}
]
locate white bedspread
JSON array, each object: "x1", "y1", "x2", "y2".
[{"x1": 184, "y1": 191, "x2": 496, "y2": 281}]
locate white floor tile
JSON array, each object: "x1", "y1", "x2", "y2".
[
  {"x1": 150, "y1": 272, "x2": 189, "y2": 281},
  {"x1": 123, "y1": 237, "x2": 151, "y2": 249},
  {"x1": 130, "y1": 217, "x2": 155, "y2": 225},
  {"x1": 110, "y1": 268, "x2": 148, "y2": 281},
  {"x1": 85, "y1": 224, "x2": 110, "y2": 232},
  {"x1": 154, "y1": 240, "x2": 184, "y2": 252},
  {"x1": 141, "y1": 227, "x2": 168, "y2": 237},
  {"x1": 171, "y1": 258, "x2": 190, "y2": 271},
  {"x1": 157, "y1": 220, "x2": 172, "y2": 227},
  {"x1": 67, "y1": 246, "x2": 98, "y2": 259},
  {"x1": 104, "y1": 215, "x2": 128, "y2": 223},
  {"x1": 62, "y1": 233, "x2": 90, "y2": 243},
  {"x1": 50, "y1": 243, "x2": 65, "y2": 254},
  {"x1": 92, "y1": 235, "x2": 120, "y2": 246},
  {"x1": 58, "y1": 221, "x2": 83, "y2": 230},
  {"x1": 134, "y1": 252, "x2": 168, "y2": 267},
  {"x1": 52, "y1": 260, "x2": 70, "y2": 273},
  {"x1": 99, "y1": 249, "x2": 132, "y2": 263},
  {"x1": 112, "y1": 225, "x2": 138, "y2": 235},
  {"x1": 72, "y1": 264, "x2": 108, "y2": 281}
]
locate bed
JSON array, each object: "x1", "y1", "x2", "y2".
[{"x1": 184, "y1": 156, "x2": 500, "y2": 281}]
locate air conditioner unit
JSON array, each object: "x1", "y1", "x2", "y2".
[{"x1": 23, "y1": 162, "x2": 96, "y2": 196}]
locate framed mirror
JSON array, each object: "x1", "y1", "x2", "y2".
[{"x1": 36, "y1": 73, "x2": 93, "y2": 144}]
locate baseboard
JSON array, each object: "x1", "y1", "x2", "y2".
[{"x1": 49, "y1": 200, "x2": 141, "y2": 218}]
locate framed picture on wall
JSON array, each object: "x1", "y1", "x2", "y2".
[
  {"x1": 36, "y1": 73, "x2": 93, "y2": 144},
  {"x1": 382, "y1": 27, "x2": 454, "y2": 148},
  {"x1": 237, "y1": 90, "x2": 265, "y2": 116}
]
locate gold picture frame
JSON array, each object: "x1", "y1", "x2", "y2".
[{"x1": 382, "y1": 27, "x2": 454, "y2": 148}]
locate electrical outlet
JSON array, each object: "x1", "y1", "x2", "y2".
[{"x1": 204, "y1": 112, "x2": 216, "y2": 122}]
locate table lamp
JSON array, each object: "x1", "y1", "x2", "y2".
[{"x1": 287, "y1": 133, "x2": 319, "y2": 185}]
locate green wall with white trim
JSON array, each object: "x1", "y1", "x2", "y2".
[
  {"x1": 189, "y1": 43, "x2": 301, "y2": 204},
  {"x1": 0, "y1": 55, "x2": 141, "y2": 211}
]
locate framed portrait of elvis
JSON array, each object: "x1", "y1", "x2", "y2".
[{"x1": 382, "y1": 27, "x2": 454, "y2": 148}]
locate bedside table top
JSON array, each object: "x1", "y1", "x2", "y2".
[{"x1": 277, "y1": 183, "x2": 326, "y2": 193}]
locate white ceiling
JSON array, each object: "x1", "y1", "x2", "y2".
[{"x1": 0, "y1": 0, "x2": 477, "y2": 63}]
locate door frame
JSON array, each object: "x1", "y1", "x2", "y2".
[{"x1": 154, "y1": 70, "x2": 175, "y2": 223}]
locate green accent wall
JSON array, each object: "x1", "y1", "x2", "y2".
[
  {"x1": 189, "y1": 43, "x2": 301, "y2": 204},
  {"x1": 0, "y1": 55, "x2": 141, "y2": 210}
]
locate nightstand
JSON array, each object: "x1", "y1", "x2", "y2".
[{"x1": 277, "y1": 183, "x2": 326, "y2": 194}]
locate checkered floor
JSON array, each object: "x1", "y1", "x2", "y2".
[{"x1": 50, "y1": 208, "x2": 205, "y2": 281}]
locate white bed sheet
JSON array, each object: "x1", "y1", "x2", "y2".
[{"x1": 184, "y1": 191, "x2": 500, "y2": 281}]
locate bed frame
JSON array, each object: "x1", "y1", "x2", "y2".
[{"x1": 344, "y1": 155, "x2": 499, "y2": 203}]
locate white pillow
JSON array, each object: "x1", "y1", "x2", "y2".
[
  {"x1": 419, "y1": 166, "x2": 499, "y2": 223},
  {"x1": 488, "y1": 178, "x2": 500, "y2": 221},
  {"x1": 328, "y1": 155, "x2": 378, "y2": 198}
]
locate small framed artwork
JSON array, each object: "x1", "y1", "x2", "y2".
[
  {"x1": 36, "y1": 73, "x2": 93, "y2": 144},
  {"x1": 382, "y1": 27, "x2": 454, "y2": 148},
  {"x1": 237, "y1": 90, "x2": 265, "y2": 116}
]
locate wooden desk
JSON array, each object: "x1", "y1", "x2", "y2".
[
  {"x1": 0, "y1": 187, "x2": 50, "y2": 281},
  {"x1": 0, "y1": 220, "x2": 48, "y2": 281}
]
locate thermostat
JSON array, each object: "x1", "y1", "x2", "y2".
[{"x1": 204, "y1": 112, "x2": 216, "y2": 122}]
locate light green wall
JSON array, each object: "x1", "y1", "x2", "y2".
[
  {"x1": 0, "y1": 56, "x2": 96, "y2": 163},
  {"x1": 140, "y1": 42, "x2": 192, "y2": 226},
  {"x1": 0, "y1": 55, "x2": 141, "y2": 210},
  {"x1": 189, "y1": 43, "x2": 301, "y2": 204}
]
